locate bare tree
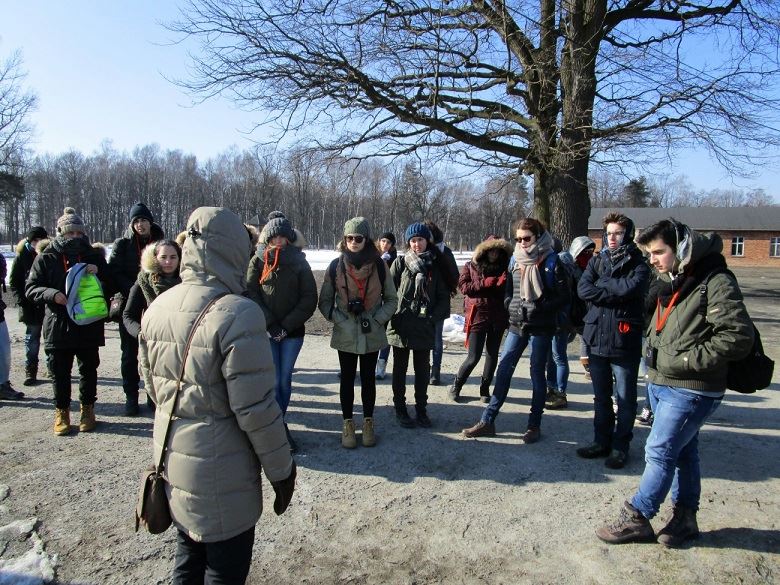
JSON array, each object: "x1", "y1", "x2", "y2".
[
  {"x1": 0, "y1": 49, "x2": 37, "y2": 169},
  {"x1": 169, "y1": 0, "x2": 780, "y2": 243}
]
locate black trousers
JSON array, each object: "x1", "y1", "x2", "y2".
[
  {"x1": 118, "y1": 320, "x2": 140, "y2": 396},
  {"x1": 337, "y1": 350, "x2": 378, "y2": 419},
  {"x1": 391, "y1": 347, "x2": 430, "y2": 409},
  {"x1": 173, "y1": 526, "x2": 255, "y2": 585},
  {"x1": 456, "y1": 328, "x2": 504, "y2": 385},
  {"x1": 50, "y1": 347, "x2": 100, "y2": 410}
]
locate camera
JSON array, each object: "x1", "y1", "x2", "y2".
[
  {"x1": 360, "y1": 318, "x2": 371, "y2": 334},
  {"x1": 644, "y1": 344, "x2": 657, "y2": 370},
  {"x1": 347, "y1": 299, "x2": 365, "y2": 315}
]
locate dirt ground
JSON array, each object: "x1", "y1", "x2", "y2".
[{"x1": 0, "y1": 267, "x2": 778, "y2": 585}]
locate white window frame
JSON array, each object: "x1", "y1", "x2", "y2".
[
  {"x1": 731, "y1": 236, "x2": 744, "y2": 257},
  {"x1": 770, "y1": 236, "x2": 780, "y2": 258}
]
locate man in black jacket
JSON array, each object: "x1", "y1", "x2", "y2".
[
  {"x1": 108, "y1": 202, "x2": 164, "y2": 415},
  {"x1": 10, "y1": 226, "x2": 48, "y2": 386},
  {"x1": 26, "y1": 207, "x2": 113, "y2": 435},
  {"x1": 576, "y1": 212, "x2": 650, "y2": 469}
]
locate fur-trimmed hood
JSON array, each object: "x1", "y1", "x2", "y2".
[
  {"x1": 472, "y1": 237, "x2": 513, "y2": 263},
  {"x1": 35, "y1": 237, "x2": 106, "y2": 257}
]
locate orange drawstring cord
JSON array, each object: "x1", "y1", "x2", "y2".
[{"x1": 259, "y1": 247, "x2": 280, "y2": 284}]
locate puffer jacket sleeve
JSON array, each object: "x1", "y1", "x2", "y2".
[
  {"x1": 25, "y1": 254, "x2": 61, "y2": 305},
  {"x1": 108, "y1": 238, "x2": 135, "y2": 295},
  {"x1": 458, "y1": 262, "x2": 489, "y2": 297},
  {"x1": 9, "y1": 250, "x2": 28, "y2": 305},
  {"x1": 138, "y1": 328, "x2": 156, "y2": 405},
  {"x1": 220, "y1": 302, "x2": 293, "y2": 483},
  {"x1": 122, "y1": 283, "x2": 146, "y2": 339},
  {"x1": 279, "y1": 265, "x2": 317, "y2": 333},
  {"x1": 318, "y1": 269, "x2": 348, "y2": 324}
]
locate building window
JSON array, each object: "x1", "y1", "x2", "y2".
[
  {"x1": 731, "y1": 236, "x2": 744, "y2": 257},
  {"x1": 771, "y1": 237, "x2": 780, "y2": 258}
]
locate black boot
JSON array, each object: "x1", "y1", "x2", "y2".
[
  {"x1": 429, "y1": 366, "x2": 441, "y2": 386},
  {"x1": 395, "y1": 404, "x2": 415, "y2": 428},
  {"x1": 447, "y1": 377, "x2": 465, "y2": 402},
  {"x1": 415, "y1": 404, "x2": 432, "y2": 428},
  {"x1": 23, "y1": 365, "x2": 38, "y2": 386},
  {"x1": 657, "y1": 505, "x2": 699, "y2": 548},
  {"x1": 479, "y1": 377, "x2": 492, "y2": 403},
  {"x1": 124, "y1": 391, "x2": 139, "y2": 416}
]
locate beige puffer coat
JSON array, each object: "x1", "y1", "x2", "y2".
[{"x1": 139, "y1": 207, "x2": 293, "y2": 543}]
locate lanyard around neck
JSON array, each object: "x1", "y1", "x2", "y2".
[{"x1": 655, "y1": 291, "x2": 681, "y2": 333}]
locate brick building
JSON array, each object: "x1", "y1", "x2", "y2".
[{"x1": 587, "y1": 207, "x2": 780, "y2": 267}]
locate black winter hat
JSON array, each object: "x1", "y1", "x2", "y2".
[
  {"x1": 379, "y1": 231, "x2": 396, "y2": 247},
  {"x1": 264, "y1": 217, "x2": 295, "y2": 243},
  {"x1": 26, "y1": 226, "x2": 48, "y2": 241},
  {"x1": 129, "y1": 202, "x2": 154, "y2": 223}
]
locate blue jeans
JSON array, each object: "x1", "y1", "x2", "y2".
[
  {"x1": 631, "y1": 383, "x2": 722, "y2": 519},
  {"x1": 269, "y1": 335, "x2": 304, "y2": 417},
  {"x1": 24, "y1": 323, "x2": 43, "y2": 368},
  {"x1": 588, "y1": 353, "x2": 641, "y2": 453},
  {"x1": 481, "y1": 330, "x2": 551, "y2": 429},
  {"x1": 545, "y1": 331, "x2": 570, "y2": 393},
  {"x1": 432, "y1": 319, "x2": 444, "y2": 370},
  {"x1": 378, "y1": 345, "x2": 391, "y2": 361},
  {"x1": 0, "y1": 321, "x2": 10, "y2": 384}
]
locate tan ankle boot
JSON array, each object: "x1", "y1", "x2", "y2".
[
  {"x1": 54, "y1": 408, "x2": 71, "y2": 436},
  {"x1": 341, "y1": 419, "x2": 357, "y2": 449},
  {"x1": 79, "y1": 403, "x2": 97, "y2": 432},
  {"x1": 362, "y1": 417, "x2": 376, "y2": 447}
]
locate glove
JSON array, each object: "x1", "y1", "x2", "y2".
[
  {"x1": 268, "y1": 324, "x2": 287, "y2": 341},
  {"x1": 271, "y1": 461, "x2": 297, "y2": 515},
  {"x1": 496, "y1": 273, "x2": 507, "y2": 287},
  {"x1": 483, "y1": 276, "x2": 498, "y2": 287}
]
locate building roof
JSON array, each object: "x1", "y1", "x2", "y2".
[{"x1": 588, "y1": 207, "x2": 780, "y2": 232}]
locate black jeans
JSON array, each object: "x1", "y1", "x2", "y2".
[
  {"x1": 337, "y1": 350, "x2": 378, "y2": 419},
  {"x1": 173, "y1": 526, "x2": 255, "y2": 585},
  {"x1": 391, "y1": 347, "x2": 430, "y2": 409},
  {"x1": 119, "y1": 320, "x2": 140, "y2": 397},
  {"x1": 50, "y1": 347, "x2": 100, "y2": 409},
  {"x1": 456, "y1": 328, "x2": 504, "y2": 384}
]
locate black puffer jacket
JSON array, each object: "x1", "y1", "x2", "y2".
[
  {"x1": 10, "y1": 239, "x2": 45, "y2": 325},
  {"x1": 505, "y1": 253, "x2": 571, "y2": 336},
  {"x1": 577, "y1": 246, "x2": 650, "y2": 358},
  {"x1": 25, "y1": 237, "x2": 113, "y2": 350},
  {"x1": 108, "y1": 223, "x2": 165, "y2": 295}
]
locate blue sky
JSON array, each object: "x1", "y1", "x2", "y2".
[{"x1": 2, "y1": 1, "x2": 779, "y2": 198}]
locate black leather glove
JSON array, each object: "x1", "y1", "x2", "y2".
[
  {"x1": 267, "y1": 324, "x2": 287, "y2": 341},
  {"x1": 271, "y1": 461, "x2": 297, "y2": 515}
]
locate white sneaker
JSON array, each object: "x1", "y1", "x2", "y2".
[{"x1": 375, "y1": 359, "x2": 387, "y2": 380}]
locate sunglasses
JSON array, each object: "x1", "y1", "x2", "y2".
[
  {"x1": 515, "y1": 235, "x2": 535, "y2": 243},
  {"x1": 346, "y1": 235, "x2": 365, "y2": 244}
]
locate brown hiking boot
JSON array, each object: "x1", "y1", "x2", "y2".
[
  {"x1": 595, "y1": 501, "x2": 655, "y2": 544},
  {"x1": 521, "y1": 427, "x2": 541, "y2": 444},
  {"x1": 54, "y1": 408, "x2": 71, "y2": 436},
  {"x1": 657, "y1": 505, "x2": 699, "y2": 548},
  {"x1": 341, "y1": 419, "x2": 357, "y2": 449},
  {"x1": 362, "y1": 417, "x2": 376, "y2": 448},
  {"x1": 462, "y1": 420, "x2": 495, "y2": 438},
  {"x1": 79, "y1": 403, "x2": 97, "y2": 432}
]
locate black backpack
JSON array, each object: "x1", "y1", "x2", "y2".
[{"x1": 699, "y1": 269, "x2": 774, "y2": 394}]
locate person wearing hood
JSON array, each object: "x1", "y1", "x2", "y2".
[
  {"x1": 247, "y1": 212, "x2": 317, "y2": 453},
  {"x1": 25, "y1": 207, "x2": 113, "y2": 435},
  {"x1": 319, "y1": 218, "x2": 398, "y2": 448},
  {"x1": 374, "y1": 231, "x2": 397, "y2": 380},
  {"x1": 596, "y1": 218, "x2": 753, "y2": 547},
  {"x1": 544, "y1": 235, "x2": 596, "y2": 410},
  {"x1": 449, "y1": 235, "x2": 512, "y2": 403},
  {"x1": 387, "y1": 222, "x2": 451, "y2": 428},
  {"x1": 576, "y1": 213, "x2": 650, "y2": 469},
  {"x1": 462, "y1": 218, "x2": 570, "y2": 444},
  {"x1": 109, "y1": 202, "x2": 165, "y2": 416},
  {"x1": 122, "y1": 240, "x2": 182, "y2": 339},
  {"x1": 138, "y1": 207, "x2": 296, "y2": 583},
  {"x1": 423, "y1": 220, "x2": 459, "y2": 385},
  {"x1": 9, "y1": 226, "x2": 48, "y2": 390}
]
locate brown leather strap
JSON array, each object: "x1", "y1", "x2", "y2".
[{"x1": 156, "y1": 293, "x2": 228, "y2": 472}]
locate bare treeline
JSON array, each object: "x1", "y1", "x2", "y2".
[{"x1": 1, "y1": 143, "x2": 529, "y2": 249}]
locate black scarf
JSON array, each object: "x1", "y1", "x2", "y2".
[{"x1": 345, "y1": 245, "x2": 378, "y2": 270}]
